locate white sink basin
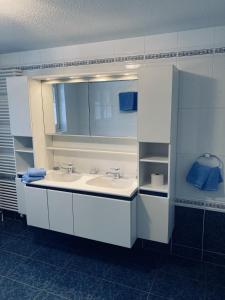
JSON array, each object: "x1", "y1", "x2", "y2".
[
  {"x1": 45, "y1": 172, "x2": 81, "y2": 182},
  {"x1": 86, "y1": 176, "x2": 134, "y2": 190}
]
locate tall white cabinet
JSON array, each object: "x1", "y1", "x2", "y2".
[
  {"x1": 137, "y1": 64, "x2": 178, "y2": 243},
  {"x1": 7, "y1": 76, "x2": 49, "y2": 215},
  {"x1": 7, "y1": 76, "x2": 32, "y2": 137}
]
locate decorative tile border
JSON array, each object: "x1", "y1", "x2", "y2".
[
  {"x1": 0, "y1": 46, "x2": 225, "y2": 72},
  {"x1": 175, "y1": 198, "x2": 225, "y2": 212}
]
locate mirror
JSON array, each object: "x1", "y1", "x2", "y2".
[{"x1": 43, "y1": 79, "x2": 138, "y2": 137}]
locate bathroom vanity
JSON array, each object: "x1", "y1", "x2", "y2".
[{"x1": 7, "y1": 62, "x2": 178, "y2": 247}]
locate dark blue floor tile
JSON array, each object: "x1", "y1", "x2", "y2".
[
  {"x1": 205, "y1": 284, "x2": 225, "y2": 300},
  {"x1": 0, "y1": 232, "x2": 15, "y2": 247},
  {"x1": 31, "y1": 244, "x2": 73, "y2": 267},
  {"x1": 47, "y1": 269, "x2": 101, "y2": 299},
  {"x1": 0, "y1": 277, "x2": 39, "y2": 300},
  {"x1": 0, "y1": 218, "x2": 28, "y2": 237},
  {"x1": 205, "y1": 263, "x2": 225, "y2": 287},
  {"x1": 173, "y1": 206, "x2": 204, "y2": 249},
  {"x1": 68, "y1": 250, "x2": 112, "y2": 278},
  {"x1": 31, "y1": 291, "x2": 66, "y2": 300},
  {"x1": 94, "y1": 280, "x2": 149, "y2": 299},
  {"x1": 203, "y1": 250, "x2": 225, "y2": 266},
  {"x1": 151, "y1": 271, "x2": 205, "y2": 300},
  {"x1": 1, "y1": 236, "x2": 40, "y2": 257},
  {"x1": 148, "y1": 294, "x2": 169, "y2": 300},
  {"x1": 0, "y1": 250, "x2": 26, "y2": 276},
  {"x1": 204, "y1": 210, "x2": 225, "y2": 255},
  {"x1": 142, "y1": 240, "x2": 171, "y2": 255},
  {"x1": 103, "y1": 258, "x2": 156, "y2": 292},
  {"x1": 158, "y1": 255, "x2": 205, "y2": 282},
  {"x1": 172, "y1": 244, "x2": 202, "y2": 261},
  {"x1": 8, "y1": 258, "x2": 60, "y2": 289}
]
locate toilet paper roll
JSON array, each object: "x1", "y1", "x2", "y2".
[{"x1": 151, "y1": 173, "x2": 164, "y2": 186}]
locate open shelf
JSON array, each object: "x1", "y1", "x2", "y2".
[
  {"x1": 14, "y1": 136, "x2": 33, "y2": 154},
  {"x1": 15, "y1": 151, "x2": 34, "y2": 173},
  {"x1": 15, "y1": 148, "x2": 33, "y2": 154},
  {"x1": 140, "y1": 156, "x2": 168, "y2": 163},
  {"x1": 140, "y1": 183, "x2": 168, "y2": 193},
  {"x1": 46, "y1": 146, "x2": 136, "y2": 156}
]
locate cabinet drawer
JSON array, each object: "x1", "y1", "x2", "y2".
[
  {"x1": 25, "y1": 186, "x2": 49, "y2": 229},
  {"x1": 48, "y1": 190, "x2": 73, "y2": 235},
  {"x1": 137, "y1": 194, "x2": 173, "y2": 243},
  {"x1": 73, "y1": 193, "x2": 136, "y2": 248}
]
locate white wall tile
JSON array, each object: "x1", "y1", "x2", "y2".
[
  {"x1": 114, "y1": 37, "x2": 145, "y2": 56},
  {"x1": 176, "y1": 153, "x2": 225, "y2": 202},
  {"x1": 20, "y1": 50, "x2": 41, "y2": 66},
  {"x1": 0, "y1": 52, "x2": 23, "y2": 67},
  {"x1": 177, "y1": 56, "x2": 214, "y2": 109},
  {"x1": 178, "y1": 27, "x2": 214, "y2": 51},
  {"x1": 75, "y1": 40, "x2": 115, "y2": 59},
  {"x1": 177, "y1": 108, "x2": 225, "y2": 155},
  {"x1": 145, "y1": 32, "x2": 178, "y2": 53},
  {"x1": 214, "y1": 26, "x2": 225, "y2": 47},
  {"x1": 40, "y1": 47, "x2": 67, "y2": 63}
]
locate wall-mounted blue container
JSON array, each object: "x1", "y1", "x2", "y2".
[{"x1": 119, "y1": 92, "x2": 138, "y2": 112}]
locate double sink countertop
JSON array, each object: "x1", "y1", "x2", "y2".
[{"x1": 28, "y1": 170, "x2": 138, "y2": 198}]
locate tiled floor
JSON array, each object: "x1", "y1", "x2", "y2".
[{"x1": 0, "y1": 217, "x2": 224, "y2": 299}]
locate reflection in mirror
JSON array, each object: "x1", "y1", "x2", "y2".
[
  {"x1": 44, "y1": 79, "x2": 138, "y2": 137},
  {"x1": 52, "y1": 83, "x2": 89, "y2": 135},
  {"x1": 89, "y1": 80, "x2": 137, "y2": 137}
]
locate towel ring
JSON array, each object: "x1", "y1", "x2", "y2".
[{"x1": 197, "y1": 153, "x2": 223, "y2": 169}]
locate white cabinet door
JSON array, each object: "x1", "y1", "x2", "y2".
[
  {"x1": 25, "y1": 186, "x2": 49, "y2": 229},
  {"x1": 73, "y1": 193, "x2": 135, "y2": 248},
  {"x1": 138, "y1": 65, "x2": 173, "y2": 143},
  {"x1": 7, "y1": 76, "x2": 32, "y2": 137},
  {"x1": 137, "y1": 194, "x2": 173, "y2": 243},
  {"x1": 16, "y1": 178, "x2": 26, "y2": 215},
  {"x1": 48, "y1": 190, "x2": 73, "y2": 235}
]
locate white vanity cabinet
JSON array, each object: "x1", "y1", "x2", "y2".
[
  {"x1": 137, "y1": 194, "x2": 174, "y2": 243},
  {"x1": 73, "y1": 193, "x2": 136, "y2": 248},
  {"x1": 24, "y1": 185, "x2": 136, "y2": 248},
  {"x1": 48, "y1": 190, "x2": 73, "y2": 235},
  {"x1": 25, "y1": 186, "x2": 49, "y2": 229},
  {"x1": 7, "y1": 76, "x2": 32, "y2": 137}
]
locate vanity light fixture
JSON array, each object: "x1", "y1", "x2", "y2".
[{"x1": 125, "y1": 64, "x2": 140, "y2": 70}]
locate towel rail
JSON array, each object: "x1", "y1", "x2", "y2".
[{"x1": 0, "y1": 69, "x2": 22, "y2": 212}]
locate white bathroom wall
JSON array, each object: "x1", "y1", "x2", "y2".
[{"x1": 1, "y1": 25, "x2": 225, "y2": 204}]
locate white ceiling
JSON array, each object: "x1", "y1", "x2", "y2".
[{"x1": 1, "y1": 0, "x2": 225, "y2": 54}]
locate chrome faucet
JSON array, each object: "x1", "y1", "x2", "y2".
[
  {"x1": 106, "y1": 168, "x2": 121, "y2": 179},
  {"x1": 60, "y1": 163, "x2": 73, "y2": 175}
]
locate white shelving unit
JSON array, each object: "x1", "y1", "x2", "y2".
[
  {"x1": 14, "y1": 136, "x2": 34, "y2": 172},
  {"x1": 137, "y1": 64, "x2": 178, "y2": 244},
  {"x1": 139, "y1": 142, "x2": 169, "y2": 194}
]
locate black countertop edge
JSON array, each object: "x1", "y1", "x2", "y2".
[
  {"x1": 139, "y1": 189, "x2": 168, "y2": 198},
  {"x1": 26, "y1": 183, "x2": 138, "y2": 201}
]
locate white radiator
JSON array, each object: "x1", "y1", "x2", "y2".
[{"x1": 0, "y1": 69, "x2": 22, "y2": 211}]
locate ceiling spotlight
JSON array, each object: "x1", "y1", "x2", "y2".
[{"x1": 125, "y1": 64, "x2": 140, "y2": 70}]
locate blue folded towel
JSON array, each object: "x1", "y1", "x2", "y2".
[
  {"x1": 27, "y1": 168, "x2": 46, "y2": 177},
  {"x1": 119, "y1": 92, "x2": 137, "y2": 111},
  {"x1": 186, "y1": 162, "x2": 211, "y2": 189},
  {"x1": 202, "y1": 167, "x2": 223, "y2": 191},
  {"x1": 186, "y1": 162, "x2": 223, "y2": 191},
  {"x1": 21, "y1": 174, "x2": 44, "y2": 184}
]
